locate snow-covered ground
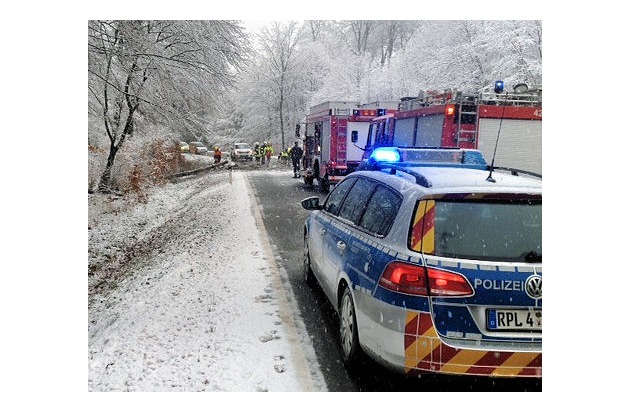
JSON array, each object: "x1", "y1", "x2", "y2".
[{"x1": 88, "y1": 164, "x2": 328, "y2": 395}]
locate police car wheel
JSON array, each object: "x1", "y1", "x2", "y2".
[
  {"x1": 339, "y1": 286, "x2": 361, "y2": 365},
  {"x1": 303, "y1": 233, "x2": 314, "y2": 284}
]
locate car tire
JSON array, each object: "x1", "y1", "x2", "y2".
[
  {"x1": 339, "y1": 285, "x2": 362, "y2": 367},
  {"x1": 303, "y1": 232, "x2": 314, "y2": 284}
]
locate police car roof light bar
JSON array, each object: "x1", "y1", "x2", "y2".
[{"x1": 370, "y1": 147, "x2": 401, "y2": 162}]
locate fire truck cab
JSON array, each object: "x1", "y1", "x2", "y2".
[{"x1": 302, "y1": 101, "x2": 396, "y2": 192}]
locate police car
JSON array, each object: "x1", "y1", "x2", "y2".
[{"x1": 301, "y1": 147, "x2": 542, "y2": 378}]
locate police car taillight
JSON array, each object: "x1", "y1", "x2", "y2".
[
  {"x1": 378, "y1": 262, "x2": 428, "y2": 295},
  {"x1": 378, "y1": 262, "x2": 474, "y2": 297},
  {"x1": 425, "y1": 267, "x2": 474, "y2": 297}
]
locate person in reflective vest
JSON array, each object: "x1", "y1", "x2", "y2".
[
  {"x1": 255, "y1": 142, "x2": 264, "y2": 165},
  {"x1": 279, "y1": 148, "x2": 289, "y2": 164},
  {"x1": 264, "y1": 144, "x2": 274, "y2": 167},
  {"x1": 213, "y1": 146, "x2": 222, "y2": 164}
]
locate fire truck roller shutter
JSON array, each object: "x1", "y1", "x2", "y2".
[
  {"x1": 393, "y1": 117, "x2": 415, "y2": 147},
  {"x1": 477, "y1": 118, "x2": 542, "y2": 175},
  {"x1": 394, "y1": 116, "x2": 443, "y2": 147},
  {"x1": 414, "y1": 116, "x2": 444, "y2": 147}
]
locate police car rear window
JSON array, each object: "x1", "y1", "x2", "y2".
[{"x1": 410, "y1": 198, "x2": 542, "y2": 263}]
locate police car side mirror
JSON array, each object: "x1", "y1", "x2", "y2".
[
  {"x1": 351, "y1": 130, "x2": 358, "y2": 143},
  {"x1": 301, "y1": 196, "x2": 322, "y2": 210}
]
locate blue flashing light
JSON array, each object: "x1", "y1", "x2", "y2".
[
  {"x1": 494, "y1": 80, "x2": 505, "y2": 94},
  {"x1": 461, "y1": 150, "x2": 487, "y2": 166},
  {"x1": 370, "y1": 147, "x2": 401, "y2": 162}
]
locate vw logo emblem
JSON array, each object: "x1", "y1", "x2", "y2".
[{"x1": 525, "y1": 275, "x2": 542, "y2": 299}]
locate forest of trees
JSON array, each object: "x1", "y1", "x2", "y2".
[{"x1": 88, "y1": 20, "x2": 542, "y2": 193}]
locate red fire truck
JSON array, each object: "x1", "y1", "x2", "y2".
[
  {"x1": 302, "y1": 101, "x2": 397, "y2": 192},
  {"x1": 365, "y1": 84, "x2": 542, "y2": 175}
]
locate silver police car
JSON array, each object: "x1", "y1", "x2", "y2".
[{"x1": 301, "y1": 147, "x2": 542, "y2": 378}]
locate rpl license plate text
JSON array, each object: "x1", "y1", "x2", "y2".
[{"x1": 487, "y1": 309, "x2": 542, "y2": 331}]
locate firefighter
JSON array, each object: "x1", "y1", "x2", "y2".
[
  {"x1": 264, "y1": 143, "x2": 274, "y2": 167},
  {"x1": 260, "y1": 142, "x2": 268, "y2": 165},
  {"x1": 254, "y1": 142, "x2": 263, "y2": 165},
  {"x1": 279, "y1": 147, "x2": 289, "y2": 164},
  {"x1": 290, "y1": 140, "x2": 303, "y2": 178},
  {"x1": 213, "y1": 146, "x2": 222, "y2": 164}
]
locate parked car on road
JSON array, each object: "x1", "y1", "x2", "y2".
[
  {"x1": 301, "y1": 147, "x2": 542, "y2": 379},
  {"x1": 230, "y1": 142, "x2": 254, "y2": 161},
  {"x1": 179, "y1": 141, "x2": 190, "y2": 153},
  {"x1": 189, "y1": 141, "x2": 208, "y2": 155}
]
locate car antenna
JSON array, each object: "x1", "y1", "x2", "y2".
[{"x1": 486, "y1": 80, "x2": 508, "y2": 183}]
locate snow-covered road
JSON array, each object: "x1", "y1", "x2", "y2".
[{"x1": 88, "y1": 168, "x2": 327, "y2": 392}]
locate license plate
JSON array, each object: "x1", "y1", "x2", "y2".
[{"x1": 487, "y1": 309, "x2": 542, "y2": 331}]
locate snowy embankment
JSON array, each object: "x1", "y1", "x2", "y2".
[{"x1": 88, "y1": 168, "x2": 326, "y2": 392}]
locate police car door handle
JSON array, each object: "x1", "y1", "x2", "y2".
[
  {"x1": 319, "y1": 228, "x2": 326, "y2": 235},
  {"x1": 337, "y1": 241, "x2": 346, "y2": 251}
]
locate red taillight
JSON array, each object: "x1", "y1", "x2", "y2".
[
  {"x1": 426, "y1": 267, "x2": 474, "y2": 297},
  {"x1": 445, "y1": 104, "x2": 455, "y2": 116},
  {"x1": 378, "y1": 262, "x2": 428, "y2": 295},
  {"x1": 378, "y1": 262, "x2": 474, "y2": 297}
]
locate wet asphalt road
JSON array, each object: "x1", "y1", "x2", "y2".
[{"x1": 246, "y1": 166, "x2": 541, "y2": 392}]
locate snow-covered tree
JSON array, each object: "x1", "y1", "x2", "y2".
[
  {"x1": 88, "y1": 20, "x2": 248, "y2": 192},
  {"x1": 254, "y1": 21, "x2": 308, "y2": 149},
  {"x1": 362, "y1": 20, "x2": 542, "y2": 99}
]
